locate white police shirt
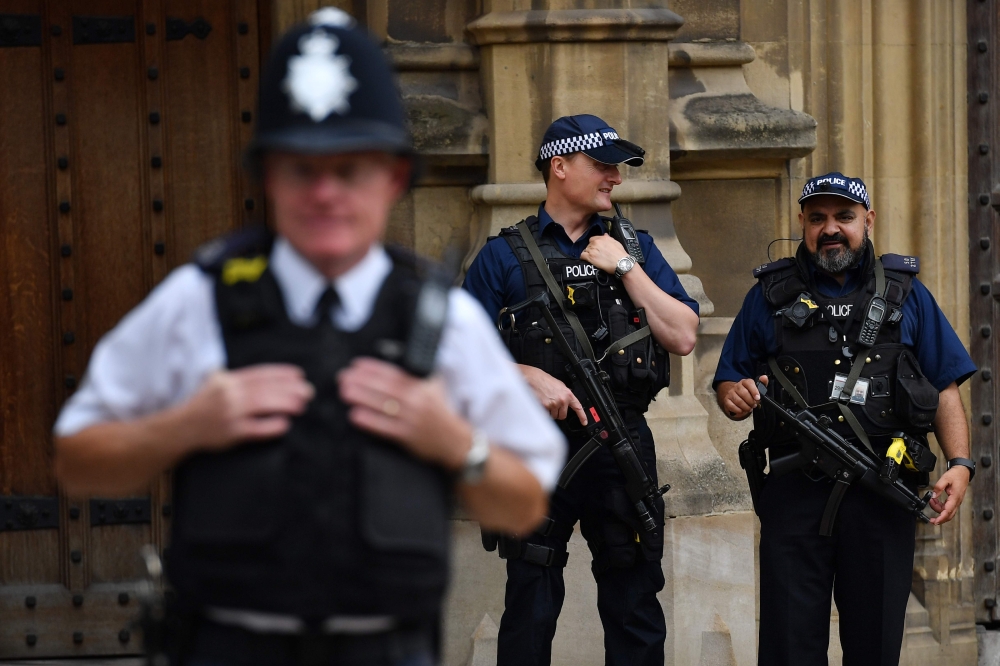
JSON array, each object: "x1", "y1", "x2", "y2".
[{"x1": 55, "y1": 237, "x2": 566, "y2": 491}]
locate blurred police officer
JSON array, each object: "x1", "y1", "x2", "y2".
[
  {"x1": 53, "y1": 9, "x2": 565, "y2": 666},
  {"x1": 464, "y1": 114, "x2": 700, "y2": 666},
  {"x1": 714, "y1": 172, "x2": 976, "y2": 665}
]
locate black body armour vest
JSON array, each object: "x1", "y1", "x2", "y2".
[
  {"x1": 499, "y1": 216, "x2": 669, "y2": 414},
  {"x1": 752, "y1": 243, "x2": 938, "y2": 449},
  {"x1": 167, "y1": 231, "x2": 452, "y2": 624}
]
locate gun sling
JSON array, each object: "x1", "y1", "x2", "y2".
[{"x1": 515, "y1": 221, "x2": 650, "y2": 364}]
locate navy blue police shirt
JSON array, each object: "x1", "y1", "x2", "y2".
[
  {"x1": 713, "y1": 250, "x2": 976, "y2": 392},
  {"x1": 463, "y1": 204, "x2": 699, "y2": 326}
]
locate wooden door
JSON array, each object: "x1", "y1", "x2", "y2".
[
  {"x1": 0, "y1": 0, "x2": 266, "y2": 656},
  {"x1": 969, "y1": 0, "x2": 1000, "y2": 625}
]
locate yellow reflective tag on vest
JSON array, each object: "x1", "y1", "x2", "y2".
[
  {"x1": 800, "y1": 296, "x2": 819, "y2": 309},
  {"x1": 221, "y1": 256, "x2": 268, "y2": 285},
  {"x1": 566, "y1": 285, "x2": 577, "y2": 305}
]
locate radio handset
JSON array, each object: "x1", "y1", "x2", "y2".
[
  {"x1": 857, "y1": 295, "x2": 887, "y2": 348},
  {"x1": 611, "y1": 203, "x2": 645, "y2": 265}
]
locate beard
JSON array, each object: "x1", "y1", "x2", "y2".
[{"x1": 810, "y1": 229, "x2": 868, "y2": 273}]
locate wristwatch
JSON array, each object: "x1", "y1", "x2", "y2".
[
  {"x1": 461, "y1": 430, "x2": 491, "y2": 484},
  {"x1": 615, "y1": 256, "x2": 636, "y2": 279},
  {"x1": 947, "y1": 457, "x2": 976, "y2": 482}
]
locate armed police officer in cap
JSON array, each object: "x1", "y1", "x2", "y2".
[
  {"x1": 464, "y1": 114, "x2": 700, "y2": 666},
  {"x1": 715, "y1": 172, "x2": 976, "y2": 665},
  {"x1": 53, "y1": 9, "x2": 565, "y2": 666}
]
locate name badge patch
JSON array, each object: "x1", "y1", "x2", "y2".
[{"x1": 563, "y1": 263, "x2": 598, "y2": 279}]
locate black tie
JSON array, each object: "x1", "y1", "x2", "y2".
[{"x1": 313, "y1": 285, "x2": 340, "y2": 328}]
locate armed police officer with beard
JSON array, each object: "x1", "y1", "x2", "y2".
[
  {"x1": 52, "y1": 9, "x2": 565, "y2": 666},
  {"x1": 714, "y1": 172, "x2": 976, "y2": 665},
  {"x1": 464, "y1": 114, "x2": 700, "y2": 666}
]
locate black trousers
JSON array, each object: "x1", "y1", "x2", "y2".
[
  {"x1": 496, "y1": 419, "x2": 666, "y2": 666},
  {"x1": 758, "y1": 470, "x2": 917, "y2": 666}
]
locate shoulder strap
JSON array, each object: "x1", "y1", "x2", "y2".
[
  {"x1": 767, "y1": 357, "x2": 808, "y2": 410},
  {"x1": 194, "y1": 225, "x2": 273, "y2": 274},
  {"x1": 831, "y1": 257, "x2": 888, "y2": 454},
  {"x1": 600, "y1": 326, "x2": 652, "y2": 363},
  {"x1": 515, "y1": 221, "x2": 596, "y2": 361}
]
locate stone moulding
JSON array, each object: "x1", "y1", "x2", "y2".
[
  {"x1": 386, "y1": 43, "x2": 480, "y2": 72},
  {"x1": 465, "y1": 8, "x2": 684, "y2": 46},
  {"x1": 469, "y1": 180, "x2": 681, "y2": 205},
  {"x1": 668, "y1": 41, "x2": 755, "y2": 68},
  {"x1": 666, "y1": 40, "x2": 816, "y2": 176}
]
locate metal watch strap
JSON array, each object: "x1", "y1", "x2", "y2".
[
  {"x1": 461, "y1": 430, "x2": 490, "y2": 484},
  {"x1": 947, "y1": 457, "x2": 976, "y2": 482}
]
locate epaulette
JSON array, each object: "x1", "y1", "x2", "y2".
[
  {"x1": 752, "y1": 257, "x2": 796, "y2": 278},
  {"x1": 880, "y1": 253, "x2": 919, "y2": 274},
  {"x1": 498, "y1": 225, "x2": 518, "y2": 236},
  {"x1": 193, "y1": 226, "x2": 272, "y2": 274},
  {"x1": 597, "y1": 216, "x2": 649, "y2": 236}
]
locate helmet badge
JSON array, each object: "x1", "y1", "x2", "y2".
[
  {"x1": 310, "y1": 7, "x2": 356, "y2": 28},
  {"x1": 283, "y1": 30, "x2": 358, "y2": 122}
]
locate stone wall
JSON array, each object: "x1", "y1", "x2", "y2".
[{"x1": 270, "y1": 1, "x2": 974, "y2": 663}]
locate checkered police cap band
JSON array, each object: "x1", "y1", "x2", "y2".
[
  {"x1": 847, "y1": 180, "x2": 870, "y2": 209},
  {"x1": 799, "y1": 174, "x2": 871, "y2": 210},
  {"x1": 538, "y1": 131, "x2": 607, "y2": 161}
]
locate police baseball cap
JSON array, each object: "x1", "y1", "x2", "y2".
[
  {"x1": 535, "y1": 114, "x2": 645, "y2": 171},
  {"x1": 247, "y1": 8, "x2": 413, "y2": 163},
  {"x1": 798, "y1": 171, "x2": 871, "y2": 210}
]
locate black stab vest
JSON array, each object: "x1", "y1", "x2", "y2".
[
  {"x1": 752, "y1": 243, "x2": 933, "y2": 447},
  {"x1": 499, "y1": 216, "x2": 669, "y2": 413},
  {"x1": 167, "y1": 234, "x2": 452, "y2": 623}
]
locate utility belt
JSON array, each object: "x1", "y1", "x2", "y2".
[
  {"x1": 481, "y1": 415, "x2": 663, "y2": 572},
  {"x1": 481, "y1": 517, "x2": 574, "y2": 568},
  {"x1": 193, "y1": 618, "x2": 431, "y2": 666},
  {"x1": 159, "y1": 609, "x2": 433, "y2": 666}
]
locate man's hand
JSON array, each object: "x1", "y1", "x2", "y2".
[
  {"x1": 718, "y1": 376, "x2": 769, "y2": 420},
  {"x1": 580, "y1": 234, "x2": 629, "y2": 274},
  {"x1": 338, "y1": 357, "x2": 549, "y2": 535},
  {"x1": 928, "y1": 466, "x2": 970, "y2": 525},
  {"x1": 929, "y1": 382, "x2": 971, "y2": 526},
  {"x1": 54, "y1": 363, "x2": 314, "y2": 497},
  {"x1": 182, "y1": 364, "x2": 315, "y2": 451},
  {"x1": 518, "y1": 364, "x2": 588, "y2": 425},
  {"x1": 338, "y1": 357, "x2": 474, "y2": 470}
]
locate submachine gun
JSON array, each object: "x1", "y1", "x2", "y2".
[
  {"x1": 742, "y1": 380, "x2": 933, "y2": 536},
  {"x1": 505, "y1": 291, "x2": 669, "y2": 532}
]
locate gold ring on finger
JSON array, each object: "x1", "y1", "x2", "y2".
[{"x1": 382, "y1": 399, "x2": 401, "y2": 417}]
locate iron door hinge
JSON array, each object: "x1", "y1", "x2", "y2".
[
  {"x1": 90, "y1": 498, "x2": 152, "y2": 526},
  {"x1": 73, "y1": 16, "x2": 135, "y2": 45},
  {"x1": 0, "y1": 496, "x2": 59, "y2": 531},
  {"x1": 0, "y1": 14, "x2": 41, "y2": 47},
  {"x1": 165, "y1": 17, "x2": 212, "y2": 41}
]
